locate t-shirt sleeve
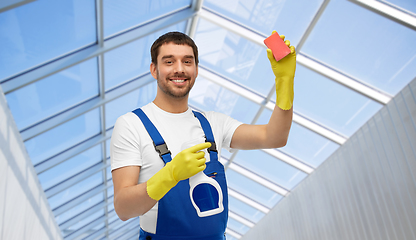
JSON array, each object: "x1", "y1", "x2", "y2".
[
  {"x1": 110, "y1": 114, "x2": 143, "y2": 171},
  {"x1": 207, "y1": 111, "x2": 243, "y2": 152}
]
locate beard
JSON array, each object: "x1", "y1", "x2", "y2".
[{"x1": 156, "y1": 71, "x2": 194, "y2": 99}]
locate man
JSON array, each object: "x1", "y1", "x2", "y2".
[{"x1": 111, "y1": 31, "x2": 296, "y2": 239}]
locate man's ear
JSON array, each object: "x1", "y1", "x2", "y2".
[{"x1": 150, "y1": 62, "x2": 157, "y2": 79}]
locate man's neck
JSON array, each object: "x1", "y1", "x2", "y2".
[{"x1": 153, "y1": 94, "x2": 189, "y2": 113}]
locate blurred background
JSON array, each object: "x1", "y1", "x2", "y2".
[{"x1": 1, "y1": 0, "x2": 415, "y2": 239}]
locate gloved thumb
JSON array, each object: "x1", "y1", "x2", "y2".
[{"x1": 267, "y1": 48, "x2": 276, "y2": 63}]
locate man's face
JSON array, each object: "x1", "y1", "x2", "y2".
[{"x1": 150, "y1": 42, "x2": 198, "y2": 99}]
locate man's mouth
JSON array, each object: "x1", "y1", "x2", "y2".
[
  {"x1": 171, "y1": 79, "x2": 186, "y2": 83},
  {"x1": 169, "y1": 75, "x2": 189, "y2": 84}
]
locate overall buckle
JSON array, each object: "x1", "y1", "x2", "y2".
[{"x1": 154, "y1": 142, "x2": 171, "y2": 158}]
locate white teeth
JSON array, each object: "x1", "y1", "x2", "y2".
[{"x1": 172, "y1": 80, "x2": 185, "y2": 83}]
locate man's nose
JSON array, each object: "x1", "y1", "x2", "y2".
[{"x1": 174, "y1": 61, "x2": 184, "y2": 73}]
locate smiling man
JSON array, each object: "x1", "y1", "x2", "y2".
[{"x1": 110, "y1": 31, "x2": 296, "y2": 240}]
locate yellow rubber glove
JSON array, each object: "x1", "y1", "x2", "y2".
[
  {"x1": 146, "y1": 142, "x2": 211, "y2": 201},
  {"x1": 267, "y1": 31, "x2": 296, "y2": 110}
]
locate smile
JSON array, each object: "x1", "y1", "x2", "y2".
[{"x1": 171, "y1": 79, "x2": 186, "y2": 83}]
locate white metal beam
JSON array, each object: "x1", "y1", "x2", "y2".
[
  {"x1": 186, "y1": 0, "x2": 204, "y2": 37},
  {"x1": 297, "y1": 53, "x2": 392, "y2": 105},
  {"x1": 226, "y1": 228, "x2": 242, "y2": 239},
  {"x1": 351, "y1": 0, "x2": 416, "y2": 31},
  {"x1": 228, "y1": 188, "x2": 269, "y2": 214},
  {"x1": 200, "y1": 66, "x2": 347, "y2": 145},
  {"x1": 0, "y1": 0, "x2": 36, "y2": 14},
  {"x1": 262, "y1": 148, "x2": 314, "y2": 174},
  {"x1": 222, "y1": 158, "x2": 289, "y2": 196},
  {"x1": 229, "y1": 212, "x2": 255, "y2": 228},
  {"x1": 1, "y1": 7, "x2": 196, "y2": 93}
]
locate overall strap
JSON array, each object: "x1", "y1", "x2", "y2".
[
  {"x1": 192, "y1": 111, "x2": 219, "y2": 161},
  {"x1": 132, "y1": 108, "x2": 172, "y2": 164}
]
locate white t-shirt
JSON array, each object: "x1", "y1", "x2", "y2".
[{"x1": 110, "y1": 102, "x2": 242, "y2": 233}]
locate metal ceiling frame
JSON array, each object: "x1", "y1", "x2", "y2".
[
  {"x1": 0, "y1": 0, "x2": 36, "y2": 14},
  {"x1": 350, "y1": 0, "x2": 416, "y2": 31},
  {"x1": 196, "y1": 7, "x2": 350, "y2": 145}
]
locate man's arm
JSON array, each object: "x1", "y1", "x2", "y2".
[
  {"x1": 231, "y1": 32, "x2": 296, "y2": 150},
  {"x1": 112, "y1": 166, "x2": 156, "y2": 221},
  {"x1": 231, "y1": 106, "x2": 292, "y2": 150},
  {"x1": 112, "y1": 143, "x2": 211, "y2": 221}
]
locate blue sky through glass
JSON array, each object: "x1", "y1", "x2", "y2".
[
  {"x1": 229, "y1": 196, "x2": 265, "y2": 223},
  {"x1": 380, "y1": 0, "x2": 416, "y2": 13},
  {"x1": 227, "y1": 218, "x2": 250, "y2": 235},
  {"x1": 6, "y1": 58, "x2": 99, "y2": 131},
  {"x1": 204, "y1": 0, "x2": 324, "y2": 45},
  {"x1": 257, "y1": 109, "x2": 340, "y2": 167},
  {"x1": 104, "y1": 22, "x2": 187, "y2": 91},
  {"x1": 105, "y1": 82, "x2": 157, "y2": 129},
  {"x1": 190, "y1": 76, "x2": 260, "y2": 123},
  {"x1": 195, "y1": 18, "x2": 275, "y2": 96},
  {"x1": 290, "y1": 65, "x2": 383, "y2": 137},
  {"x1": 234, "y1": 149, "x2": 307, "y2": 190},
  {"x1": 49, "y1": 171, "x2": 103, "y2": 211},
  {"x1": 0, "y1": 0, "x2": 96, "y2": 81},
  {"x1": 103, "y1": 0, "x2": 191, "y2": 38},
  {"x1": 25, "y1": 108, "x2": 101, "y2": 165},
  {"x1": 38, "y1": 144, "x2": 102, "y2": 191},
  {"x1": 227, "y1": 169, "x2": 283, "y2": 208},
  {"x1": 302, "y1": 0, "x2": 416, "y2": 96}
]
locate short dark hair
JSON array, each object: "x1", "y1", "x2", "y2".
[{"x1": 150, "y1": 31, "x2": 199, "y2": 65}]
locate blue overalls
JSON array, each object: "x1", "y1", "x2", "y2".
[{"x1": 133, "y1": 108, "x2": 228, "y2": 240}]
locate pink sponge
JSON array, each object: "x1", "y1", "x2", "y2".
[{"x1": 264, "y1": 32, "x2": 291, "y2": 61}]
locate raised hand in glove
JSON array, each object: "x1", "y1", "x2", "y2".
[
  {"x1": 146, "y1": 142, "x2": 211, "y2": 201},
  {"x1": 267, "y1": 31, "x2": 296, "y2": 110}
]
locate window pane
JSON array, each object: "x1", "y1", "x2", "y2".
[
  {"x1": 49, "y1": 172, "x2": 103, "y2": 211},
  {"x1": 227, "y1": 169, "x2": 282, "y2": 208},
  {"x1": 227, "y1": 218, "x2": 250, "y2": 235},
  {"x1": 25, "y1": 108, "x2": 101, "y2": 165},
  {"x1": 233, "y1": 150, "x2": 307, "y2": 190},
  {"x1": 195, "y1": 19, "x2": 275, "y2": 96},
  {"x1": 6, "y1": 58, "x2": 99, "y2": 130},
  {"x1": 103, "y1": 0, "x2": 191, "y2": 38},
  {"x1": 105, "y1": 81, "x2": 157, "y2": 129},
  {"x1": 0, "y1": 0, "x2": 96, "y2": 80},
  {"x1": 104, "y1": 21, "x2": 187, "y2": 90},
  {"x1": 290, "y1": 65, "x2": 383, "y2": 137},
  {"x1": 189, "y1": 76, "x2": 259, "y2": 124},
  {"x1": 63, "y1": 209, "x2": 105, "y2": 237},
  {"x1": 229, "y1": 196, "x2": 265, "y2": 223},
  {"x1": 38, "y1": 145, "x2": 102, "y2": 190},
  {"x1": 257, "y1": 109, "x2": 340, "y2": 167},
  {"x1": 204, "y1": 0, "x2": 324, "y2": 45},
  {"x1": 57, "y1": 194, "x2": 103, "y2": 226},
  {"x1": 381, "y1": 0, "x2": 416, "y2": 14},
  {"x1": 302, "y1": 0, "x2": 416, "y2": 95}
]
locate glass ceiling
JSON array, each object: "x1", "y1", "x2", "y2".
[{"x1": 1, "y1": 0, "x2": 415, "y2": 239}]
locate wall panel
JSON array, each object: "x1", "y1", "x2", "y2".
[{"x1": 241, "y1": 78, "x2": 416, "y2": 240}]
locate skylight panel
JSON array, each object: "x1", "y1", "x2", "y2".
[
  {"x1": 302, "y1": 0, "x2": 416, "y2": 96},
  {"x1": 203, "y1": 0, "x2": 324, "y2": 45},
  {"x1": 24, "y1": 108, "x2": 101, "y2": 165},
  {"x1": 5, "y1": 58, "x2": 99, "y2": 131},
  {"x1": 0, "y1": 0, "x2": 96, "y2": 81},
  {"x1": 233, "y1": 150, "x2": 307, "y2": 190},
  {"x1": 104, "y1": 22, "x2": 187, "y2": 91},
  {"x1": 189, "y1": 76, "x2": 260, "y2": 123},
  {"x1": 103, "y1": 0, "x2": 192, "y2": 38}
]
